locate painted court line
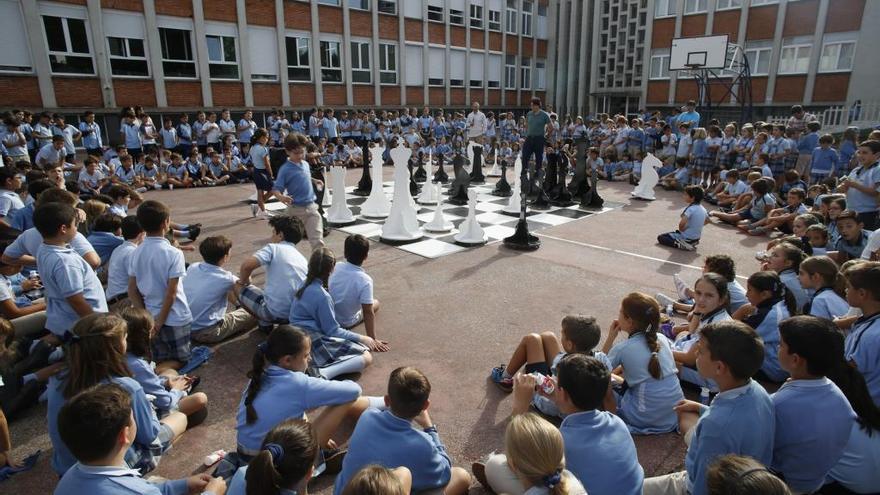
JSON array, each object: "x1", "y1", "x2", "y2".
[{"x1": 535, "y1": 233, "x2": 706, "y2": 272}]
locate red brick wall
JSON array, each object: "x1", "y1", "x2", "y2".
[
  {"x1": 253, "y1": 83, "x2": 282, "y2": 107},
  {"x1": 536, "y1": 40, "x2": 547, "y2": 57},
  {"x1": 318, "y1": 6, "x2": 343, "y2": 34},
  {"x1": 378, "y1": 14, "x2": 397, "y2": 40},
  {"x1": 406, "y1": 87, "x2": 424, "y2": 106},
  {"x1": 506, "y1": 36, "x2": 517, "y2": 53},
  {"x1": 285, "y1": 1, "x2": 311, "y2": 29},
  {"x1": 405, "y1": 19, "x2": 423, "y2": 42},
  {"x1": 488, "y1": 90, "x2": 500, "y2": 106},
  {"x1": 647, "y1": 81, "x2": 669, "y2": 104},
  {"x1": 773, "y1": 75, "x2": 806, "y2": 102},
  {"x1": 203, "y1": 0, "x2": 237, "y2": 23},
  {"x1": 0, "y1": 77, "x2": 42, "y2": 108},
  {"x1": 114, "y1": 79, "x2": 156, "y2": 107},
  {"x1": 472, "y1": 30, "x2": 485, "y2": 49},
  {"x1": 450, "y1": 27, "x2": 466, "y2": 47},
  {"x1": 350, "y1": 10, "x2": 372, "y2": 37},
  {"x1": 675, "y1": 81, "x2": 699, "y2": 104},
  {"x1": 428, "y1": 24, "x2": 445, "y2": 44},
  {"x1": 520, "y1": 92, "x2": 533, "y2": 107},
  {"x1": 245, "y1": 0, "x2": 276, "y2": 26},
  {"x1": 825, "y1": 0, "x2": 865, "y2": 32},
  {"x1": 522, "y1": 42, "x2": 533, "y2": 57},
  {"x1": 166, "y1": 81, "x2": 202, "y2": 107},
  {"x1": 652, "y1": 18, "x2": 675, "y2": 49},
  {"x1": 505, "y1": 90, "x2": 516, "y2": 103},
  {"x1": 54, "y1": 78, "x2": 102, "y2": 108},
  {"x1": 450, "y1": 88, "x2": 465, "y2": 105},
  {"x1": 381, "y1": 87, "x2": 401, "y2": 106},
  {"x1": 681, "y1": 14, "x2": 707, "y2": 37},
  {"x1": 713, "y1": 10, "x2": 740, "y2": 40},
  {"x1": 489, "y1": 33, "x2": 503, "y2": 51},
  {"x1": 353, "y1": 86, "x2": 374, "y2": 106},
  {"x1": 429, "y1": 88, "x2": 445, "y2": 105},
  {"x1": 101, "y1": 0, "x2": 142, "y2": 11},
  {"x1": 746, "y1": 5, "x2": 777, "y2": 40},
  {"x1": 156, "y1": 0, "x2": 191, "y2": 17},
  {"x1": 812, "y1": 74, "x2": 850, "y2": 103},
  {"x1": 323, "y1": 85, "x2": 346, "y2": 106},
  {"x1": 290, "y1": 84, "x2": 316, "y2": 107},
  {"x1": 783, "y1": 0, "x2": 817, "y2": 37},
  {"x1": 211, "y1": 82, "x2": 245, "y2": 107},
  {"x1": 751, "y1": 77, "x2": 768, "y2": 102}
]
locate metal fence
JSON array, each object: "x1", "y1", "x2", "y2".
[{"x1": 766, "y1": 101, "x2": 880, "y2": 134}]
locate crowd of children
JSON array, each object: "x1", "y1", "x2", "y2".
[{"x1": 0, "y1": 100, "x2": 878, "y2": 495}]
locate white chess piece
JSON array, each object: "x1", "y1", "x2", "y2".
[
  {"x1": 465, "y1": 141, "x2": 474, "y2": 173},
  {"x1": 454, "y1": 189, "x2": 488, "y2": 245},
  {"x1": 326, "y1": 166, "x2": 356, "y2": 225},
  {"x1": 380, "y1": 144, "x2": 423, "y2": 241},
  {"x1": 423, "y1": 182, "x2": 454, "y2": 232},
  {"x1": 503, "y1": 155, "x2": 523, "y2": 214},
  {"x1": 321, "y1": 166, "x2": 332, "y2": 207},
  {"x1": 631, "y1": 152, "x2": 662, "y2": 201},
  {"x1": 359, "y1": 146, "x2": 391, "y2": 218},
  {"x1": 487, "y1": 152, "x2": 502, "y2": 177}
]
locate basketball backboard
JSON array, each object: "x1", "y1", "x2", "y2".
[{"x1": 670, "y1": 35, "x2": 729, "y2": 70}]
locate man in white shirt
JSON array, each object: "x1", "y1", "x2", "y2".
[{"x1": 466, "y1": 101, "x2": 488, "y2": 145}]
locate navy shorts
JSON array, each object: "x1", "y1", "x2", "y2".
[
  {"x1": 524, "y1": 362, "x2": 552, "y2": 376},
  {"x1": 738, "y1": 210, "x2": 755, "y2": 221},
  {"x1": 253, "y1": 168, "x2": 273, "y2": 191}
]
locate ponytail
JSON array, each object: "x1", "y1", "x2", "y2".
[
  {"x1": 244, "y1": 326, "x2": 310, "y2": 424},
  {"x1": 246, "y1": 419, "x2": 319, "y2": 495},
  {"x1": 800, "y1": 256, "x2": 846, "y2": 298},
  {"x1": 780, "y1": 285, "x2": 798, "y2": 316},
  {"x1": 245, "y1": 343, "x2": 268, "y2": 424},
  {"x1": 620, "y1": 293, "x2": 662, "y2": 380},
  {"x1": 748, "y1": 271, "x2": 797, "y2": 315},
  {"x1": 294, "y1": 247, "x2": 336, "y2": 300}
]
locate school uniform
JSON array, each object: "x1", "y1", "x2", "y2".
[
  {"x1": 560, "y1": 409, "x2": 644, "y2": 495},
  {"x1": 835, "y1": 229, "x2": 873, "y2": 261},
  {"x1": 176, "y1": 122, "x2": 193, "y2": 156},
  {"x1": 810, "y1": 146, "x2": 840, "y2": 183},
  {"x1": 530, "y1": 351, "x2": 611, "y2": 418},
  {"x1": 289, "y1": 280, "x2": 367, "y2": 368},
  {"x1": 739, "y1": 192, "x2": 774, "y2": 222},
  {"x1": 9, "y1": 202, "x2": 35, "y2": 232},
  {"x1": 745, "y1": 298, "x2": 789, "y2": 382},
  {"x1": 826, "y1": 420, "x2": 880, "y2": 493},
  {"x1": 803, "y1": 286, "x2": 849, "y2": 320},
  {"x1": 778, "y1": 268, "x2": 809, "y2": 313},
  {"x1": 334, "y1": 408, "x2": 453, "y2": 495},
  {"x1": 36, "y1": 243, "x2": 107, "y2": 339},
  {"x1": 126, "y1": 353, "x2": 185, "y2": 415},
  {"x1": 160, "y1": 128, "x2": 178, "y2": 151},
  {"x1": 675, "y1": 308, "x2": 731, "y2": 391},
  {"x1": 115, "y1": 166, "x2": 137, "y2": 186},
  {"x1": 121, "y1": 122, "x2": 143, "y2": 157},
  {"x1": 238, "y1": 118, "x2": 256, "y2": 145},
  {"x1": 838, "y1": 141, "x2": 857, "y2": 176},
  {"x1": 328, "y1": 261, "x2": 373, "y2": 328},
  {"x1": 54, "y1": 463, "x2": 206, "y2": 495},
  {"x1": 844, "y1": 162, "x2": 880, "y2": 229},
  {"x1": 658, "y1": 202, "x2": 707, "y2": 250},
  {"x1": 6, "y1": 227, "x2": 95, "y2": 273},
  {"x1": 106, "y1": 240, "x2": 137, "y2": 303},
  {"x1": 771, "y1": 378, "x2": 855, "y2": 493},
  {"x1": 845, "y1": 311, "x2": 880, "y2": 405},
  {"x1": 767, "y1": 136, "x2": 789, "y2": 175},
  {"x1": 86, "y1": 231, "x2": 124, "y2": 266},
  {"x1": 273, "y1": 160, "x2": 324, "y2": 250},
  {"x1": 0, "y1": 189, "x2": 24, "y2": 221},
  {"x1": 226, "y1": 466, "x2": 299, "y2": 495},
  {"x1": 183, "y1": 262, "x2": 254, "y2": 344},
  {"x1": 129, "y1": 237, "x2": 193, "y2": 362},
  {"x1": 235, "y1": 365, "x2": 361, "y2": 455},
  {"x1": 219, "y1": 119, "x2": 237, "y2": 144},
  {"x1": 239, "y1": 241, "x2": 307, "y2": 324},
  {"x1": 610, "y1": 332, "x2": 684, "y2": 433}
]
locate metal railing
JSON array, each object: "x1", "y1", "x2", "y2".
[{"x1": 766, "y1": 101, "x2": 880, "y2": 134}]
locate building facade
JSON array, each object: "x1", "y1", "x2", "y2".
[{"x1": 0, "y1": 0, "x2": 549, "y2": 112}]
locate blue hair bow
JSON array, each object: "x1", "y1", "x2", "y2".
[
  {"x1": 543, "y1": 470, "x2": 562, "y2": 488},
  {"x1": 264, "y1": 443, "x2": 284, "y2": 467}
]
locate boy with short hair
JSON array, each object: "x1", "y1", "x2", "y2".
[
  {"x1": 184, "y1": 236, "x2": 255, "y2": 344},
  {"x1": 333, "y1": 367, "x2": 471, "y2": 495},
  {"x1": 128, "y1": 200, "x2": 193, "y2": 367},
  {"x1": 53, "y1": 383, "x2": 225, "y2": 495},
  {"x1": 830, "y1": 209, "x2": 872, "y2": 262},
  {"x1": 747, "y1": 187, "x2": 808, "y2": 236},
  {"x1": 272, "y1": 133, "x2": 324, "y2": 251},
  {"x1": 77, "y1": 157, "x2": 108, "y2": 198},
  {"x1": 35, "y1": 135, "x2": 65, "y2": 170},
  {"x1": 86, "y1": 213, "x2": 124, "y2": 266},
  {"x1": 10, "y1": 178, "x2": 54, "y2": 231},
  {"x1": 642, "y1": 320, "x2": 774, "y2": 495},
  {"x1": 0, "y1": 167, "x2": 24, "y2": 228},
  {"x1": 809, "y1": 134, "x2": 840, "y2": 184},
  {"x1": 105, "y1": 216, "x2": 143, "y2": 308},
  {"x1": 34, "y1": 203, "x2": 108, "y2": 342},
  {"x1": 329, "y1": 234, "x2": 382, "y2": 340},
  {"x1": 657, "y1": 185, "x2": 707, "y2": 251},
  {"x1": 842, "y1": 262, "x2": 880, "y2": 403}
]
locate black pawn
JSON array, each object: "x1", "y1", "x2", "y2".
[
  {"x1": 434, "y1": 154, "x2": 449, "y2": 184},
  {"x1": 543, "y1": 150, "x2": 559, "y2": 194},
  {"x1": 469, "y1": 145, "x2": 486, "y2": 184},
  {"x1": 446, "y1": 153, "x2": 470, "y2": 205},
  {"x1": 413, "y1": 151, "x2": 427, "y2": 182},
  {"x1": 551, "y1": 154, "x2": 574, "y2": 206},
  {"x1": 491, "y1": 160, "x2": 512, "y2": 197},
  {"x1": 407, "y1": 157, "x2": 421, "y2": 196},
  {"x1": 352, "y1": 145, "x2": 372, "y2": 196},
  {"x1": 530, "y1": 168, "x2": 552, "y2": 210}
]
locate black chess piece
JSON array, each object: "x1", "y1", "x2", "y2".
[
  {"x1": 433, "y1": 153, "x2": 449, "y2": 183},
  {"x1": 413, "y1": 150, "x2": 427, "y2": 182},
  {"x1": 352, "y1": 144, "x2": 372, "y2": 196},
  {"x1": 407, "y1": 155, "x2": 421, "y2": 196},
  {"x1": 446, "y1": 153, "x2": 470, "y2": 205},
  {"x1": 491, "y1": 159, "x2": 512, "y2": 197},
  {"x1": 503, "y1": 160, "x2": 540, "y2": 251},
  {"x1": 543, "y1": 149, "x2": 559, "y2": 194},
  {"x1": 529, "y1": 167, "x2": 552, "y2": 210},
  {"x1": 307, "y1": 156, "x2": 332, "y2": 236},
  {"x1": 582, "y1": 159, "x2": 604, "y2": 209},
  {"x1": 525, "y1": 161, "x2": 541, "y2": 201},
  {"x1": 469, "y1": 144, "x2": 486, "y2": 184},
  {"x1": 551, "y1": 153, "x2": 574, "y2": 206}
]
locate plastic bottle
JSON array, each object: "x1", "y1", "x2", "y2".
[
  {"x1": 25, "y1": 271, "x2": 42, "y2": 299},
  {"x1": 700, "y1": 387, "x2": 711, "y2": 405},
  {"x1": 529, "y1": 372, "x2": 556, "y2": 395}
]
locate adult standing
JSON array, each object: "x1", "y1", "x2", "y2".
[
  {"x1": 838, "y1": 140, "x2": 880, "y2": 231},
  {"x1": 786, "y1": 105, "x2": 817, "y2": 135},
  {"x1": 466, "y1": 101, "x2": 488, "y2": 145},
  {"x1": 308, "y1": 107, "x2": 323, "y2": 143},
  {"x1": 676, "y1": 100, "x2": 701, "y2": 131},
  {"x1": 521, "y1": 98, "x2": 552, "y2": 191}
]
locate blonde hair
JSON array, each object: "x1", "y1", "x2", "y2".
[
  {"x1": 81, "y1": 200, "x2": 108, "y2": 228},
  {"x1": 505, "y1": 413, "x2": 570, "y2": 495},
  {"x1": 693, "y1": 127, "x2": 708, "y2": 140},
  {"x1": 341, "y1": 465, "x2": 407, "y2": 495}
]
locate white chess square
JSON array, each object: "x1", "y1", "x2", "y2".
[
  {"x1": 475, "y1": 201, "x2": 506, "y2": 213},
  {"x1": 529, "y1": 213, "x2": 577, "y2": 226},
  {"x1": 416, "y1": 210, "x2": 463, "y2": 223},
  {"x1": 483, "y1": 224, "x2": 516, "y2": 240},
  {"x1": 398, "y1": 238, "x2": 467, "y2": 258},
  {"x1": 338, "y1": 222, "x2": 383, "y2": 237},
  {"x1": 475, "y1": 212, "x2": 512, "y2": 224}
]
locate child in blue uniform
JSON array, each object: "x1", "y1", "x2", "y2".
[
  {"x1": 603, "y1": 293, "x2": 684, "y2": 434},
  {"x1": 798, "y1": 256, "x2": 850, "y2": 319},
  {"x1": 657, "y1": 185, "x2": 707, "y2": 251},
  {"x1": 842, "y1": 262, "x2": 880, "y2": 404},
  {"x1": 765, "y1": 241, "x2": 809, "y2": 311},
  {"x1": 743, "y1": 271, "x2": 797, "y2": 383},
  {"x1": 226, "y1": 419, "x2": 317, "y2": 495}
]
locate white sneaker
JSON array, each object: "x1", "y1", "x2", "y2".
[
  {"x1": 153, "y1": 183, "x2": 162, "y2": 190},
  {"x1": 673, "y1": 274, "x2": 690, "y2": 301},
  {"x1": 169, "y1": 184, "x2": 174, "y2": 191},
  {"x1": 135, "y1": 186, "x2": 147, "y2": 193},
  {"x1": 250, "y1": 204, "x2": 258, "y2": 217},
  {"x1": 655, "y1": 292, "x2": 677, "y2": 310},
  {"x1": 675, "y1": 239, "x2": 696, "y2": 251}
]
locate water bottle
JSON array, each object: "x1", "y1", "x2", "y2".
[
  {"x1": 25, "y1": 270, "x2": 42, "y2": 299},
  {"x1": 529, "y1": 372, "x2": 556, "y2": 395},
  {"x1": 700, "y1": 387, "x2": 711, "y2": 405}
]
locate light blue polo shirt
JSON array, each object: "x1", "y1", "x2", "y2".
[
  {"x1": 328, "y1": 261, "x2": 374, "y2": 328},
  {"x1": 37, "y1": 242, "x2": 108, "y2": 337},
  {"x1": 845, "y1": 162, "x2": 880, "y2": 213},
  {"x1": 183, "y1": 262, "x2": 237, "y2": 330},
  {"x1": 273, "y1": 160, "x2": 316, "y2": 206},
  {"x1": 252, "y1": 241, "x2": 308, "y2": 320},
  {"x1": 128, "y1": 236, "x2": 191, "y2": 326}
]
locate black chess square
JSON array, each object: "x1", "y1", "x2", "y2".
[
  {"x1": 548, "y1": 208, "x2": 593, "y2": 219},
  {"x1": 444, "y1": 206, "x2": 471, "y2": 217},
  {"x1": 346, "y1": 197, "x2": 368, "y2": 205}
]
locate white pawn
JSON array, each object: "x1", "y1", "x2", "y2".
[
  {"x1": 321, "y1": 166, "x2": 332, "y2": 207},
  {"x1": 423, "y1": 183, "x2": 454, "y2": 232},
  {"x1": 454, "y1": 189, "x2": 488, "y2": 245},
  {"x1": 487, "y1": 152, "x2": 502, "y2": 177},
  {"x1": 503, "y1": 156, "x2": 523, "y2": 214},
  {"x1": 360, "y1": 146, "x2": 391, "y2": 218},
  {"x1": 326, "y1": 166, "x2": 355, "y2": 225},
  {"x1": 417, "y1": 176, "x2": 439, "y2": 204}
]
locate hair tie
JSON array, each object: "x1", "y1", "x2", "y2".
[
  {"x1": 651, "y1": 352, "x2": 658, "y2": 357},
  {"x1": 543, "y1": 470, "x2": 562, "y2": 488},
  {"x1": 737, "y1": 467, "x2": 769, "y2": 481},
  {"x1": 257, "y1": 342, "x2": 268, "y2": 354},
  {"x1": 264, "y1": 443, "x2": 285, "y2": 467}
]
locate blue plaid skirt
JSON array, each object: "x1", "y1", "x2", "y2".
[
  {"x1": 694, "y1": 152, "x2": 716, "y2": 172},
  {"x1": 306, "y1": 331, "x2": 368, "y2": 368},
  {"x1": 770, "y1": 159, "x2": 786, "y2": 175},
  {"x1": 784, "y1": 152, "x2": 798, "y2": 171}
]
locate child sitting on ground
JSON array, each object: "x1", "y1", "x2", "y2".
[
  {"x1": 328, "y1": 234, "x2": 386, "y2": 348},
  {"x1": 86, "y1": 213, "x2": 124, "y2": 267},
  {"x1": 183, "y1": 236, "x2": 255, "y2": 344},
  {"x1": 830, "y1": 209, "x2": 872, "y2": 263},
  {"x1": 710, "y1": 177, "x2": 774, "y2": 228},
  {"x1": 805, "y1": 224, "x2": 830, "y2": 256},
  {"x1": 798, "y1": 256, "x2": 849, "y2": 320},
  {"x1": 745, "y1": 188, "x2": 808, "y2": 236},
  {"x1": 227, "y1": 419, "x2": 320, "y2": 495},
  {"x1": 659, "y1": 158, "x2": 690, "y2": 191},
  {"x1": 707, "y1": 455, "x2": 790, "y2": 495},
  {"x1": 842, "y1": 262, "x2": 880, "y2": 404},
  {"x1": 743, "y1": 271, "x2": 797, "y2": 382},
  {"x1": 105, "y1": 216, "x2": 143, "y2": 309},
  {"x1": 765, "y1": 241, "x2": 810, "y2": 311},
  {"x1": 0, "y1": 317, "x2": 60, "y2": 420},
  {"x1": 657, "y1": 185, "x2": 707, "y2": 251},
  {"x1": 657, "y1": 254, "x2": 748, "y2": 315}
]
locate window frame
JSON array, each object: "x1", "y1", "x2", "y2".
[
  {"x1": 349, "y1": 0, "x2": 370, "y2": 11},
  {"x1": 488, "y1": 9, "x2": 501, "y2": 31},
  {"x1": 504, "y1": 55, "x2": 517, "y2": 89},
  {"x1": 649, "y1": 54, "x2": 670, "y2": 80},
  {"x1": 750, "y1": 0, "x2": 779, "y2": 6},
  {"x1": 205, "y1": 34, "x2": 240, "y2": 80},
  {"x1": 654, "y1": 0, "x2": 676, "y2": 18},
  {"x1": 378, "y1": 0, "x2": 397, "y2": 15},
  {"x1": 427, "y1": 5, "x2": 445, "y2": 22},
  {"x1": 349, "y1": 40, "x2": 372, "y2": 84},
  {"x1": 778, "y1": 43, "x2": 812, "y2": 75},
  {"x1": 520, "y1": 56, "x2": 531, "y2": 89},
  {"x1": 470, "y1": 4, "x2": 483, "y2": 28},
  {"x1": 317, "y1": 0, "x2": 341, "y2": 5},
  {"x1": 449, "y1": 8, "x2": 465, "y2": 25},
  {"x1": 285, "y1": 35, "x2": 312, "y2": 82},
  {"x1": 42, "y1": 15, "x2": 95, "y2": 76},
  {"x1": 378, "y1": 42, "x2": 397, "y2": 85},
  {"x1": 521, "y1": 1, "x2": 532, "y2": 37},
  {"x1": 320, "y1": 39, "x2": 343, "y2": 83},
  {"x1": 505, "y1": 3, "x2": 517, "y2": 34},
  {"x1": 535, "y1": 59, "x2": 545, "y2": 90},
  {"x1": 158, "y1": 27, "x2": 197, "y2": 79},
  {"x1": 716, "y1": 0, "x2": 742, "y2": 10},
  {"x1": 107, "y1": 36, "x2": 150, "y2": 78},
  {"x1": 683, "y1": 0, "x2": 707, "y2": 15},
  {"x1": 818, "y1": 40, "x2": 856, "y2": 73},
  {"x1": 744, "y1": 46, "x2": 772, "y2": 76}
]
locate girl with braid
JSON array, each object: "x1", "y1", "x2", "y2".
[{"x1": 602, "y1": 293, "x2": 684, "y2": 434}]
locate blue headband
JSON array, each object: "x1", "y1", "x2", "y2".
[{"x1": 264, "y1": 443, "x2": 284, "y2": 467}]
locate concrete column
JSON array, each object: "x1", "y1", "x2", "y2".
[
  {"x1": 554, "y1": 0, "x2": 569, "y2": 113},
  {"x1": 85, "y1": 0, "x2": 115, "y2": 107},
  {"x1": 667, "y1": 6, "x2": 683, "y2": 105},
  {"x1": 398, "y1": 0, "x2": 407, "y2": 105},
  {"x1": 142, "y1": 0, "x2": 167, "y2": 107},
  {"x1": 531, "y1": 10, "x2": 537, "y2": 99},
  {"x1": 545, "y1": 0, "x2": 558, "y2": 107},
  {"x1": 275, "y1": 0, "x2": 290, "y2": 107},
  {"x1": 310, "y1": 0, "x2": 323, "y2": 105},
  {"x1": 590, "y1": 0, "x2": 602, "y2": 113},
  {"x1": 500, "y1": 1, "x2": 508, "y2": 107},
  {"x1": 342, "y1": 0, "x2": 353, "y2": 106},
  {"x1": 802, "y1": 0, "x2": 829, "y2": 105},
  {"x1": 371, "y1": 0, "x2": 381, "y2": 106},
  {"x1": 444, "y1": 0, "x2": 451, "y2": 106},
  {"x1": 422, "y1": 0, "x2": 429, "y2": 105},
  {"x1": 640, "y1": 0, "x2": 656, "y2": 110},
  {"x1": 192, "y1": 0, "x2": 213, "y2": 107},
  {"x1": 565, "y1": 0, "x2": 579, "y2": 115},
  {"x1": 20, "y1": 1, "x2": 56, "y2": 107},
  {"x1": 516, "y1": 1, "x2": 523, "y2": 105},
  {"x1": 236, "y1": 0, "x2": 254, "y2": 106},
  {"x1": 576, "y1": 0, "x2": 590, "y2": 115},
  {"x1": 764, "y1": 0, "x2": 788, "y2": 105},
  {"x1": 465, "y1": 0, "x2": 471, "y2": 104},
  {"x1": 727, "y1": 0, "x2": 750, "y2": 104},
  {"x1": 483, "y1": 2, "x2": 489, "y2": 107}
]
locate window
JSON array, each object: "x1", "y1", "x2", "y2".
[
  {"x1": 448, "y1": 8, "x2": 463, "y2": 25},
  {"x1": 378, "y1": 0, "x2": 397, "y2": 15},
  {"x1": 505, "y1": 55, "x2": 516, "y2": 89},
  {"x1": 405, "y1": 44, "x2": 422, "y2": 85},
  {"x1": 159, "y1": 28, "x2": 196, "y2": 78},
  {"x1": 520, "y1": 56, "x2": 530, "y2": 89},
  {"x1": 684, "y1": 0, "x2": 707, "y2": 14},
  {"x1": 206, "y1": 34, "x2": 238, "y2": 79},
  {"x1": 654, "y1": 0, "x2": 676, "y2": 17},
  {"x1": 751, "y1": 0, "x2": 778, "y2": 5},
  {"x1": 488, "y1": 9, "x2": 501, "y2": 30},
  {"x1": 42, "y1": 16, "x2": 93, "y2": 74},
  {"x1": 819, "y1": 41, "x2": 855, "y2": 72},
  {"x1": 108, "y1": 37, "x2": 148, "y2": 76},
  {"x1": 649, "y1": 54, "x2": 670, "y2": 79},
  {"x1": 427, "y1": 5, "x2": 444, "y2": 22},
  {"x1": 379, "y1": 43, "x2": 397, "y2": 84},
  {"x1": 249, "y1": 26, "x2": 278, "y2": 81},
  {"x1": 349, "y1": 41, "x2": 371, "y2": 83},
  {"x1": 450, "y1": 49, "x2": 465, "y2": 87},
  {"x1": 470, "y1": 4, "x2": 483, "y2": 28},
  {"x1": 320, "y1": 40, "x2": 342, "y2": 82},
  {"x1": 428, "y1": 47, "x2": 444, "y2": 86},
  {"x1": 536, "y1": 4, "x2": 547, "y2": 38},
  {"x1": 285, "y1": 36, "x2": 311, "y2": 81},
  {"x1": 535, "y1": 59, "x2": 545, "y2": 89},
  {"x1": 521, "y1": 1, "x2": 532, "y2": 36},
  {"x1": 349, "y1": 0, "x2": 369, "y2": 10},
  {"x1": 745, "y1": 47, "x2": 772, "y2": 75},
  {"x1": 0, "y1": 2, "x2": 31, "y2": 73},
  {"x1": 779, "y1": 43, "x2": 811, "y2": 74},
  {"x1": 716, "y1": 0, "x2": 742, "y2": 9},
  {"x1": 506, "y1": 1, "x2": 517, "y2": 34},
  {"x1": 317, "y1": 0, "x2": 340, "y2": 5}
]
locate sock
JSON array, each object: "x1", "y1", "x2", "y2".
[
  {"x1": 366, "y1": 396, "x2": 387, "y2": 410},
  {"x1": 180, "y1": 229, "x2": 190, "y2": 237},
  {"x1": 503, "y1": 371, "x2": 513, "y2": 379},
  {"x1": 179, "y1": 224, "x2": 190, "y2": 229},
  {"x1": 319, "y1": 355, "x2": 367, "y2": 380}
]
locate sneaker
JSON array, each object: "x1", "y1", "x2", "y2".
[
  {"x1": 655, "y1": 292, "x2": 677, "y2": 310},
  {"x1": 675, "y1": 239, "x2": 696, "y2": 251},
  {"x1": 472, "y1": 462, "x2": 490, "y2": 491},
  {"x1": 188, "y1": 226, "x2": 201, "y2": 242},
  {"x1": 250, "y1": 204, "x2": 258, "y2": 217},
  {"x1": 490, "y1": 365, "x2": 513, "y2": 393},
  {"x1": 673, "y1": 274, "x2": 690, "y2": 301},
  {"x1": 153, "y1": 183, "x2": 162, "y2": 190}
]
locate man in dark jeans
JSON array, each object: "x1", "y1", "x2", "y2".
[{"x1": 521, "y1": 98, "x2": 552, "y2": 194}]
